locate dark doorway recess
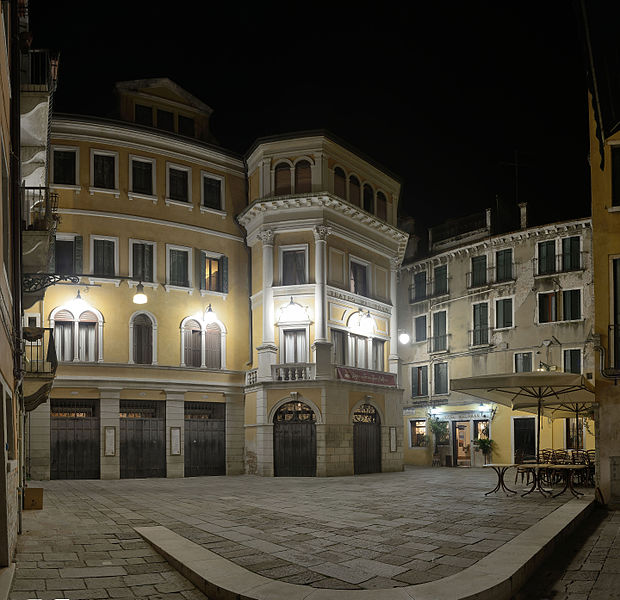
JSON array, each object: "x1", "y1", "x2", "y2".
[
  {"x1": 513, "y1": 417, "x2": 536, "y2": 461},
  {"x1": 273, "y1": 401, "x2": 316, "y2": 477},
  {"x1": 184, "y1": 402, "x2": 226, "y2": 476},
  {"x1": 353, "y1": 404, "x2": 381, "y2": 475}
]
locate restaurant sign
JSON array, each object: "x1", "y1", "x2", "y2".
[{"x1": 336, "y1": 367, "x2": 397, "y2": 386}]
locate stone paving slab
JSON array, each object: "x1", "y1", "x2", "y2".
[{"x1": 9, "y1": 466, "x2": 594, "y2": 597}]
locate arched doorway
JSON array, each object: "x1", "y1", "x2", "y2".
[
  {"x1": 273, "y1": 401, "x2": 316, "y2": 477},
  {"x1": 353, "y1": 404, "x2": 381, "y2": 474}
]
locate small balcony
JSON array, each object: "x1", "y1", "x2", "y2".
[
  {"x1": 428, "y1": 334, "x2": 449, "y2": 354},
  {"x1": 469, "y1": 327, "x2": 492, "y2": 348},
  {"x1": 492, "y1": 263, "x2": 517, "y2": 284},
  {"x1": 466, "y1": 267, "x2": 493, "y2": 289},
  {"x1": 21, "y1": 49, "x2": 58, "y2": 92},
  {"x1": 408, "y1": 279, "x2": 449, "y2": 303},
  {"x1": 273, "y1": 363, "x2": 316, "y2": 381},
  {"x1": 22, "y1": 186, "x2": 58, "y2": 232},
  {"x1": 533, "y1": 253, "x2": 585, "y2": 277},
  {"x1": 22, "y1": 327, "x2": 58, "y2": 412}
]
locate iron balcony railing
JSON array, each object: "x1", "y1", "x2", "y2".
[
  {"x1": 23, "y1": 327, "x2": 57, "y2": 376},
  {"x1": 21, "y1": 48, "x2": 58, "y2": 91},
  {"x1": 22, "y1": 186, "x2": 58, "y2": 231},
  {"x1": 469, "y1": 327, "x2": 492, "y2": 347},
  {"x1": 610, "y1": 325, "x2": 620, "y2": 370},
  {"x1": 533, "y1": 252, "x2": 585, "y2": 276},
  {"x1": 428, "y1": 334, "x2": 448, "y2": 353},
  {"x1": 493, "y1": 263, "x2": 517, "y2": 283},
  {"x1": 466, "y1": 267, "x2": 493, "y2": 289},
  {"x1": 408, "y1": 279, "x2": 450, "y2": 303}
]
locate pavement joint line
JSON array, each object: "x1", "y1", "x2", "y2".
[{"x1": 135, "y1": 497, "x2": 595, "y2": 600}]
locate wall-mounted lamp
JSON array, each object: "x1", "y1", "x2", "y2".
[
  {"x1": 132, "y1": 282, "x2": 147, "y2": 304},
  {"x1": 538, "y1": 361, "x2": 552, "y2": 372},
  {"x1": 398, "y1": 331, "x2": 411, "y2": 344},
  {"x1": 204, "y1": 304, "x2": 218, "y2": 324}
]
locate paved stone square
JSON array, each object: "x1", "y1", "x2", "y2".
[{"x1": 11, "y1": 466, "x2": 592, "y2": 597}]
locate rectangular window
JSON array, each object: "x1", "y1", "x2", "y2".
[
  {"x1": 515, "y1": 352, "x2": 532, "y2": 373},
  {"x1": 169, "y1": 249, "x2": 190, "y2": 287},
  {"x1": 332, "y1": 329, "x2": 347, "y2": 365},
  {"x1": 414, "y1": 315, "x2": 427, "y2": 342},
  {"x1": 169, "y1": 167, "x2": 189, "y2": 202},
  {"x1": 563, "y1": 289, "x2": 581, "y2": 321},
  {"x1": 562, "y1": 236, "x2": 580, "y2": 271},
  {"x1": 135, "y1": 104, "x2": 153, "y2": 126},
  {"x1": 496, "y1": 298, "x2": 513, "y2": 329},
  {"x1": 566, "y1": 417, "x2": 585, "y2": 449},
  {"x1": 131, "y1": 158, "x2": 153, "y2": 196},
  {"x1": 204, "y1": 256, "x2": 222, "y2": 291},
  {"x1": 78, "y1": 322, "x2": 97, "y2": 362},
  {"x1": 349, "y1": 333, "x2": 368, "y2": 368},
  {"x1": 350, "y1": 260, "x2": 368, "y2": 296},
  {"x1": 411, "y1": 365, "x2": 428, "y2": 397},
  {"x1": 471, "y1": 255, "x2": 487, "y2": 287},
  {"x1": 92, "y1": 238, "x2": 116, "y2": 277},
  {"x1": 53, "y1": 149, "x2": 77, "y2": 185},
  {"x1": 472, "y1": 302, "x2": 489, "y2": 345},
  {"x1": 157, "y1": 109, "x2": 174, "y2": 132},
  {"x1": 178, "y1": 115, "x2": 195, "y2": 137},
  {"x1": 93, "y1": 153, "x2": 116, "y2": 189},
  {"x1": 538, "y1": 240, "x2": 556, "y2": 275},
  {"x1": 496, "y1": 249, "x2": 513, "y2": 282},
  {"x1": 56, "y1": 239, "x2": 75, "y2": 274},
  {"x1": 282, "y1": 249, "x2": 307, "y2": 285},
  {"x1": 613, "y1": 146, "x2": 620, "y2": 207},
  {"x1": 411, "y1": 420, "x2": 427, "y2": 447},
  {"x1": 202, "y1": 174, "x2": 222, "y2": 210},
  {"x1": 372, "y1": 339, "x2": 385, "y2": 371},
  {"x1": 539, "y1": 292, "x2": 557, "y2": 323},
  {"x1": 564, "y1": 349, "x2": 581, "y2": 374},
  {"x1": 131, "y1": 242, "x2": 154, "y2": 282},
  {"x1": 283, "y1": 329, "x2": 306, "y2": 363},
  {"x1": 432, "y1": 311, "x2": 447, "y2": 352},
  {"x1": 434, "y1": 362, "x2": 448, "y2": 394},
  {"x1": 413, "y1": 271, "x2": 427, "y2": 301},
  {"x1": 433, "y1": 265, "x2": 447, "y2": 296}
]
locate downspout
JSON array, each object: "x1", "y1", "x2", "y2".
[
  {"x1": 9, "y1": 0, "x2": 23, "y2": 535},
  {"x1": 594, "y1": 344, "x2": 619, "y2": 383}
]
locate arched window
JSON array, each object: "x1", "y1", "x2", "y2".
[
  {"x1": 376, "y1": 191, "x2": 387, "y2": 221},
  {"x1": 54, "y1": 309, "x2": 74, "y2": 362},
  {"x1": 205, "y1": 324, "x2": 221, "y2": 369},
  {"x1": 363, "y1": 184, "x2": 374, "y2": 213},
  {"x1": 294, "y1": 160, "x2": 311, "y2": 194},
  {"x1": 132, "y1": 313, "x2": 153, "y2": 365},
  {"x1": 183, "y1": 319, "x2": 202, "y2": 367},
  {"x1": 53, "y1": 308, "x2": 102, "y2": 362},
  {"x1": 78, "y1": 310, "x2": 98, "y2": 362},
  {"x1": 334, "y1": 167, "x2": 346, "y2": 199},
  {"x1": 349, "y1": 176, "x2": 360, "y2": 206},
  {"x1": 274, "y1": 163, "x2": 291, "y2": 196}
]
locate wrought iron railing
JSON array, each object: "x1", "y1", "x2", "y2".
[
  {"x1": 23, "y1": 327, "x2": 57, "y2": 376},
  {"x1": 22, "y1": 186, "x2": 58, "y2": 231},
  {"x1": 493, "y1": 263, "x2": 516, "y2": 283},
  {"x1": 466, "y1": 267, "x2": 493, "y2": 289},
  {"x1": 428, "y1": 335, "x2": 448, "y2": 353},
  {"x1": 272, "y1": 363, "x2": 316, "y2": 381},
  {"x1": 408, "y1": 279, "x2": 449, "y2": 303},
  {"x1": 469, "y1": 327, "x2": 492, "y2": 347},
  {"x1": 533, "y1": 253, "x2": 585, "y2": 276},
  {"x1": 21, "y1": 48, "x2": 58, "y2": 90}
]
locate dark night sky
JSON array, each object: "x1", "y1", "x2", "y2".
[{"x1": 30, "y1": 1, "x2": 591, "y2": 234}]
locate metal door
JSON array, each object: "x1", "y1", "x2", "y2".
[
  {"x1": 120, "y1": 400, "x2": 166, "y2": 478},
  {"x1": 273, "y1": 401, "x2": 316, "y2": 477},
  {"x1": 50, "y1": 399, "x2": 100, "y2": 479},
  {"x1": 184, "y1": 402, "x2": 225, "y2": 476},
  {"x1": 513, "y1": 417, "x2": 536, "y2": 461},
  {"x1": 353, "y1": 404, "x2": 381, "y2": 474}
]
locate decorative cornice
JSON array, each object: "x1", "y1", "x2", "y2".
[
  {"x1": 326, "y1": 286, "x2": 392, "y2": 315},
  {"x1": 313, "y1": 225, "x2": 331, "y2": 241}
]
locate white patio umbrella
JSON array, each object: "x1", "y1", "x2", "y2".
[{"x1": 450, "y1": 372, "x2": 596, "y2": 458}]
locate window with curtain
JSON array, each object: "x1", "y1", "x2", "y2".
[
  {"x1": 169, "y1": 167, "x2": 189, "y2": 202},
  {"x1": 78, "y1": 311, "x2": 98, "y2": 362},
  {"x1": 496, "y1": 298, "x2": 513, "y2": 329},
  {"x1": 411, "y1": 365, "x2": 428, "y2": 397},
  {"x1": 350, "y1": 261, "x2": 368, "y2": 296},
  {"x1": 372, "y1": 339, "x2": 385, "y2": 371},
  {"x1": 132, "y1": 242, "x2": 153, "y2": 282},
  {"x1": 515, "y1": 352, "x2": 532, "y2": 372},
  {"x1": 282, "y1": 249, "x2": 306, "y2": 285},
  {"x1": 376, "y1": 191, "x2": 387, "y2": 221},
  {"x1": 349, "y1": 333, "x2": 367, "y2": 368},
  {"x1": 331, "y1": 329, "x2": 347, "y2": 365},
  {"x1": 131, "y1": 159, "x2": 153, "y2": 196},
  {"x1": 538, "y1": 292, "x2": 557, "y2": 323},
  {"x1": 133, "y1": 314, "x2": 153, "y2": 365},
  {"x1": 205, "y1": 324, "x2": 221, "y2": 369},
  {"x1": 183, "y1": 320, "x2": 202, "y2": 367},
  {"x1": 294, "y1": 160, "x2": 311, "y2": 194},
  {"x1": 169, "y1": 249, "x2": 189, "y2": 287},
  {"x1": 334, "y1": 167, "x2": 346, "y2": 199},
  {"x1": 54, "y1": 310, "x2": 74, "y2": 362},
  {"x1": 93, "y1": 153, "x2": 115, "y2": 189},
  {"x1": 563, "y1": 349, "x2": 581, "y2": 374},
  {"x1": 496, "y1": 248, "x2": 513, "y2": 282},
  {"x1": 274, "y1": 163, "x2": 291, "y2": 196},
  {"x1": 363, "y1": 184, "x2": 374, "y2": 213},
  {"x1": 434, "y1": 362, "x2": 448, "y2": 394},
  {"x1": 349, "y1": 175, "x2": 360, "y2": 206},
  {"x1": 282, "y1": 329, "x2": 306, "y2": 363},
  {"x1": 93, "y1": 239, "x2": 115, "y2": 277},
  {"x1": 538, "y1": 240, "x2": 556, "y2": 275},
  {"x1": 415, "y1": 315, "x2": 427, "y2": 342}
]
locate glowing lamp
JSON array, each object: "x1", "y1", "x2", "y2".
[
  {"x1": 279, "y1": 297, "x2": 307, "y2": 322},
  {"x1": 399, "y1": 332, "x2": 410, "y2": 344},
  {"x1": 204, "y1": 304, "x2": 218, "y2": 324},
  {"x1": 132, "y1": 282, "x2": 147, "y2": 304}
]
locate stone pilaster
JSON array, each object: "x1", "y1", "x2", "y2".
[
  {"x1": 165, "y1": 391, "x2": 184, "y2": 478},
  {"x1": 100, "y1": 388, "x2": 121, "y2": 480},
  {"x1": 225, "y1": 393, "x2": 244, "y2": 475}
]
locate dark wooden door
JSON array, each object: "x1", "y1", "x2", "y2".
[
  {"x1": 184, "y1": 402, "x2": 225, "y2": 476},
  {"x1": 353, "y1": 404, "x2": 381, "y2": 474},
  {"x1": 513, "y1": 417, "x2": 536, "y2": 461},
  {"x1": 273, "y1": 401, "x2": 316, "y2": 477},
  {"x1": 50, "y1": 399, "x2": 100, "y2": 479},
  {"x1": 120, "y1": 401, "x2": 165, "y2": 478}
]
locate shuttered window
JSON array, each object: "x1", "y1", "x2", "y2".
[
  {"x1": 294, "y1": 160, "x2": 312, "y2": 194},
  {"x1": 93, "y1": 154, "x2": 115, "y2": 189},
  {"x1": 170, "y1": 249, "x2": 189, "y2": 287},
  {"x1": 414, "y1": 315, "x2": 427, "y2": 342},
  {"x1": 202, "y1": 175, "x2": 222, "y2": 210},
  {"x1": 198, "y1": 251, "x2": 227, "y2": 293},
  {"x1": 539, "y1": 292, "x2": 557, "y2": 323},
  {"x1": 563, "y1": 289, "x2": 581, "y2": 321},
  {"x1": 538, "y1": 241, "x2": 556, "y2": 275},
  {"x1": 205, "y1": 324, "x2": 221, "y2": 369},
  {"x1": 433, "y1": 265, "x2": 448, "y2": 296},
  {"x1": 133, "y1": 314, "x2": 153, "y2": 365},
  {"x1": 496, "y1": 249, "x2": 513, "y2": 282},
  {"x1": 132, "y1": 242, "x2": 154, "y2": 282},
  {"x1": 471, "y1": 255, "x2": 487, "y2": 287},
  {"x1": 334, "y1": 167, "x2": 346, "y2": 199},
  {"x1": 184, "y1": 320, "x2": 202, "y2": 367},
  {"x1": 131, "y1": 159, "x2": 153, "y2": 196},
  {"x1": 363, "y1": 184, "x2": 374, "y2": 213},
  {"x1": 413, "y1": 271, "x2": 427, "y2": 301},
  {"x1": 169, "y1": 168, "x2": 189, "y2": 202},
  {"x1": 274, "y1": 163, "x2": 291, "y2": 196},
  {"x1": 412, "y1": 365, "x2": 428, "y2": 397},
  {"x1": 349, "y1": 176, "x2": 360, "y2": 206},
  {"x1": 434, "y1": 362, "x2": 448, "y2": 394},
  {"x1": 562, "y1": 236, "x2": 580, "y2": 271},
  {"x1": 93, "y1": 239, "x2": 115, "y2": 277},
  {"x1": 472, "y1": 303, "x2": 488, "y2": 345},
  {"x1": 331, "y1": 329, "x2": 347, "y2": 365},
  {"x1": 496, "y1": 298, "x2": 513, "y2": 329}
]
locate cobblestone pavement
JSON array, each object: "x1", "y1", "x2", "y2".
[
  {"x1": 11, "y1": 466, "x2": 591, "y2": 597},
  {"x1": 513, "y1": 507, "x2": 620, "y2": 600}
]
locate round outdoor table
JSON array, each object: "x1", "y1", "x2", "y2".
[
  {"x1": 547, "y1": 465, "x2": 587, "y2": 498},
  {"x1": 483, "y1": 463, "x2": 517, "y2": 495},
  {"x1": 518, "y1": 464, "x2": 553, "y2": 497}
]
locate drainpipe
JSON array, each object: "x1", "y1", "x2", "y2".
[{"x1": 594, "y1": 344, "x2": 619, "y2": 383}]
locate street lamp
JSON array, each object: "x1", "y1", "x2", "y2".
[
  {"x1": 132, "y1": 282, "x2": 147, "y2": 304},
  {"x1": 204, "y1": 304, "x2": 218, "y2": 324}
]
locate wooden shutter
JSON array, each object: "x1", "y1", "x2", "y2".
[
  {"x1": 197, "y1": 250, "x2": 206, "y2": 290},
  {"x1": 221, "y1": 256, "x2": 228, "y2": 293},
  {"x1": 205, "y1": 324, "x2": 221, "y2": 369},
  {"x1": 74, "y1": 236, "x2": 83, "y2": 274}
]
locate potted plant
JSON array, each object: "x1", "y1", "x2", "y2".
[
  {"x1": 427, "y1": 417, "x2": 449, "y2": 464},
  {"x1": 473, "y1": 438, "x2": 494, "y2": 464}
]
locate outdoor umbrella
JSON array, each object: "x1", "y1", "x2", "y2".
[{"x1": 450, "y1": 372, "x2": 596, "y2": 459}]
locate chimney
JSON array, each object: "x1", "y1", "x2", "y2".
[
  {"x1": 485, "y1": 207, "x2": 492, "y2": 230},
  {"x1": 518, "y1": 202, "x2": 527, "y2": 229}
]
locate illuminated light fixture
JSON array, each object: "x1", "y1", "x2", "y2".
[
  {"x1": 69, "y1": 289, "x2": 89, "y2": 314},
  {"x1": 132, "y1": 282, "x2": 147, "y2": 305},
  {"x1": 279, "y1": 297, "x2": 307, "y2": 322},
  {"x1": 204, "y1": 304, "x2": 218, "y2": 324},
  {"x1": 358, "y1": 309, "x2": 374, "y2": 335},
  {"x1": 537, "y1": 361, "x2": 552, "y2": 372},
  {"x1": 398, "y1": 331, "x2": 410, "y2": 344}
]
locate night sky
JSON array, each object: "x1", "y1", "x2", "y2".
[{"x1": 30, "y1": 1, "x2": 591, "y2": 234}]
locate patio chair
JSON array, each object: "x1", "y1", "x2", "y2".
[{"x1": 514, "y1": 450, "x2": 533, "y2": 485}]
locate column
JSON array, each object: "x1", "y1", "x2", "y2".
[
  {"x1": 313, "y1": 225, "x2": 333, "y2": 379},
  {"x1": 225, "y1": 392, "x2": 244, "y2": 475},
  {"x1": 388, "y1": 257, "x2": 401, "y2": 381},
  {"x1": 257, "y1": 229, "x2": 277, "y2": 381},
  {"x1": 100, "y1": 388, "x2": 121, "y2": 480},
  {"x1": 165, "y1": 391, "x2": 184, "y2": 478}
]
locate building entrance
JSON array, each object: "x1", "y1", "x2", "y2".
[
  {"x1": 353, "y1": 404, "x2": 381, "y2": 474},
  {"x1": 273, "y1": 401, "x2": 316, "y2": 477},
  {"x1": 452, "y1": 421, "x2": 471, "y2": 466},
  {"x1": 184, "y1": 402, "x2": 225, "y2": 476}
]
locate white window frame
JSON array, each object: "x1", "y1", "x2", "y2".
[
  {"x1": 199, "y1": 249, "x2": 227, "y2": 298},
  {"x1": 561, "y1": 287, "x2": 583, "y2": 322},
  {"x1": 495, "y1": 295, "x2": 515, "y2": 330},
  {"x1": 408, "y1": 418, "x2": 428, "y2": 448},
  {"x1": 559, "y1": 234, "x2": 582, "y2": 271},
  {"x1": 563, "y1": 347, "x2": 583, "y2": 374},
  {"x1": 50, "y1": 305, "x2": 104, "y2": 363},
  {"x1": 411, "y1": 364, "x2": 429, "y2": 397},
  {"x1": 493, "y1": 247, "x2": 513, "y2": 283},
  {"x1": 128, "y1": 310, "x2": 158, "y2": 365},
  {"x1": 536, "y1": 290, "x2": 559, "y2": 324},
  {"x1": 414, "y1": 314, "x2": 428, "y2": 343},
  {"x1": 471, "y1": 300, "x2": 490, "y2": 346},
  {"x1": 166, "y1": 243, "x2": 193, "y2": 293},
  {"x1": 89, "y1": 235, "x2": 120, "y2": 286},
  {"x1": 128, "y1": 154, "x2": 157, "y2": 202},
  {"x1": 128, "y1": 239, "x2": 158, "y2": 288},
  {"x1": 89, "y1": 149, "x2": 119, "y2": 196},
  {"x1": 514, "y1": 351, "x2": 533, "y2": 373},
  {"x1": 534, "y1": 238, "x2": 559, "y2": 277},
  {"x1": 279, "y1": 326, "x2": 310, "y2": 364},
  {"x1": 433, "y1": 361, "x2": 449, "y2": 395},
  {"x1": 279, "y1": 244, "x2": 309, "y2": 287},
  {"x1": 165, "y1": 162, "x2": 193, "y2": 210},
  {"x1": 349, "y1": 255, "x2": 372, "y2": 298},
  {"x1": 470, "y1": 253, "x2": 489, "y2": 287},
  {"x1": 51, "y1": 145, "x2": 80, "y2": 190},
  {"x1": 430, "y1": 309, "x2": 448, "y2": 353},
  {"x1": 200, "y1": 171, "x2": 226, "y2": 217}
]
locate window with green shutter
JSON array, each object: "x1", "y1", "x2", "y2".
[
  {"x1": 93, "y1": 238, "x2": 115, "y2": 277},
  {"x1": 563, "y1": 289, "x2": 581, "y2": 321},
  {"x1": 132, "y1": 242, "x2": 154, "y2": 282},
  {"x1": 561, "y1": 236, "x2": 580, "y2": 271},
  {"x1": 538, "y1": 241, "x2": 556, "y2": 275},
  {"x1": 199, "y1": 252, "x2": 227, "y2": 293},
  {"x1": 496, "y1": 298, "x2": 513, "y2": 329},
  {"x1": 434, "y1": 362, "x2": 448, "y2": 394},
  {"x1": 496, "y1": 249, "x2": 513, "y2": 282},
  {"x1": 411, "y1": 365, "x2": 428, "y2": 397},
  {"x1": 170, "y1": 249, "x2": 189, "y2": 287}
]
